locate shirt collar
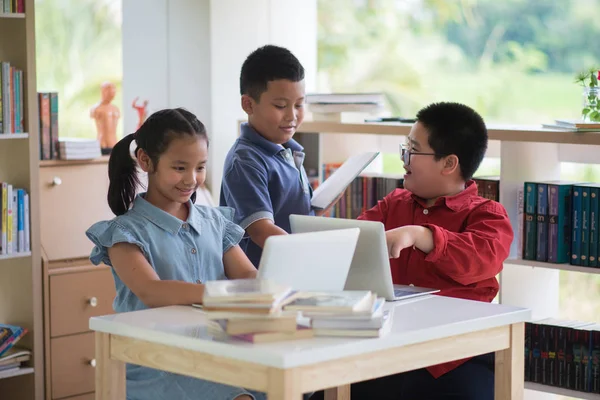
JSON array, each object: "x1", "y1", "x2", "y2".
[
  {"x1": 132, "y1": 194, "x2": 202, "y2": 235},
  {"x1": 240, "y1": 122, "x2": 303, "y2": 156},
  {"x1": 411, "y1": 180, "x2": 478, "y2": 211}
]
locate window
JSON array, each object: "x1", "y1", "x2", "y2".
[{"x1": 36, "y1": 0, "x2": 122, "y2": 139}]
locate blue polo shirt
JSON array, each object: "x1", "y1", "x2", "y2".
[{"x1": 220, "y1": 122, "x2": 313, "y2": 267}]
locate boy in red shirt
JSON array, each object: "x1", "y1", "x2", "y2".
[{"x1": 332, "y1": 102, "x2": 512, "y2": 400}]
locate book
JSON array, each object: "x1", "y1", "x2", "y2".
[
  {"x1": 312, "y1": 309, "x2": 393, "y2": 338},
  {"x1": 207, "y1": 321, "x2": 313, "y2": 343},
  {"x1": 555, "y1": 119, "x2": 600, "y2": 130},
  {"x1": 283, "y1": 290, "x2": 373, "y2": 314},
  {"x1": 202, "y1": 279, "x2": 293, "y2": 305},
  {"x1": 212, "y1": 315, "x2": 298, "y2": 335},
  {"x1": 311, "y1": 152, "x2": 380, "y2": 210}
]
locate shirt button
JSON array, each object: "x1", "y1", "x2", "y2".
[
  {"x1": 409, "y1": 283, "x2": 415, "y2": 287},
  {"x1": 196, "y1": 279, "x2": 202, "y2": 284},
  {"x1": 191, "y1": 248, "x2": 197, "y2": 254},
  {"x1": 423, "y1": 209, "x2": 429, "y2": 215},
  {"x1": 182, "y1": 223, "x2": 188, "y2": 229}
]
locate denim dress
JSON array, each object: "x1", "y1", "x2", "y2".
[{"x1": 86, "y1": 194, "x2": 266, "y2": 400}]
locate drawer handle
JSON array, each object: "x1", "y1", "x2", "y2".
[
  {"x1": 52, "y1": 176, "x2": 62, "y2": 186},
  {"x1": 88, "y1": 359, "x2": 96, "y2": 368},
  {"x1": 88, "y1": 297, "x2": 98, "y2": 307}
]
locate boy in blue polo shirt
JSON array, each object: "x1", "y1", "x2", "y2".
[{"x1": 220, "y1": 45, "x2": 319, "y2": 267}]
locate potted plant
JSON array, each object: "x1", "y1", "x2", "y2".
[{"x1": 575, "y1": 68, "x2": 600, "y2": 122}]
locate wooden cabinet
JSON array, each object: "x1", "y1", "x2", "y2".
[{"x1": 40, "y1": 158, "x2": 116, "y2": 400}]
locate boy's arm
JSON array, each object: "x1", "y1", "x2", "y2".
[
  {"x1": 246, "y1": 220, "x2": 287, "y2": 248},
  {"x1": 108, "y1": 243, "x2": 204, "y2": 307},
  {"x1": 223, "y1": 245, "x2": 259, "y2": 279},
  {"x1": 222, "y1": 159, "x2": 284, "y2": 247},
  {"x1": 388, "y1": 202, "x2": 513, "y2": 285}
]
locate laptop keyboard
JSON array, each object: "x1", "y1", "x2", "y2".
[{"x1": 393, "y1": 288, "x2": 417, "y2": 297}]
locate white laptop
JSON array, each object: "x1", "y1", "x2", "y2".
[
  {"x1": 289, "y1": 215, "x2": 439, "y2": 301},
  {"x1": 257, "y1": 228, "x2": 360, "y2": 292}
]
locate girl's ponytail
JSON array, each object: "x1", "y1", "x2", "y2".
[{"x1": 107, "y1": 133, "x2": 141, "y2": 216}]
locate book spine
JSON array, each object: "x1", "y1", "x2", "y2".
[
  {"x1": 525, "y1": 322, "x2": 532, "y2": 382},
  {"x1": 49, "y1": 92, "x2": 58, "y2": 159},
  {"x1": 567, "y1": 327, "x2": 575, "y2": 389},
  {"x1": 23, "y1": 192, "x2": 29, "y2": 252},
  {"x1": 571, "y1": 186, "x2": 583, "y2": 265},
  {"x1": 2, "y1": 62, "x2": 10, "y2": 133},
  {"x1": 532, "y1": 323, "x2": 542, "y2": 383},
  {"x1": 11, "y1": 188, "x2": 17, "y2": 254},
  {"x1": 557, "y1": 324, "x2": 568, "y2": 388},
  {"x1": 517, "y1": 186, "x2": 525, "y2": 260},
  {"x1": 548, "y1": 185, "x2": 559, "y2": 262},
  {"x1": 557, "y1": 186, "x2": 573, "y2": 264},
  {"x1": 536, "y1": 183, "x2": 548, "y2": 261},
  {"x1": 38, "y1": 92, "x2": 51, "y2": 160},
  {"x1": 17, "y1": 189, "x2": 24, "y2": 253},
  {"x1": 524, "y1": 182, "x2": 538, "y2": 260},
  {"x1": 1, "y1": 182, "x2": 6, "y2": 254},
  {"x1": 592, "y1": 330, "x2": 600, "y2": 394},
  {"x1": 0, "y1": 59, "x2": 3, "y2": 134},
  {"x1": 581, "y1": 187, "x2": 591, "y2": 266},
  {"x1": 590, "y1": 188, "x2": 599, "y2": 267}
]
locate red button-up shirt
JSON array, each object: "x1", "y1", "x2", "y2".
[{"x1": 358, "y1": 180, "x2": 513, "y2": 378}]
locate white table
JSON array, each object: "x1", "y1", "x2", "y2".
[{"x1": 90, "y1": 295, "x2": 530, "y2": 399}]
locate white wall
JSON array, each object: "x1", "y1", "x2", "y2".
[{"x1": 123, "y1": 0, "x2": 317, "y2": 201}]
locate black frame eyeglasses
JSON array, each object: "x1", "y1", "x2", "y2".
[{"x1": 400, "y1": 143, "x2": 437, "y2": 166}]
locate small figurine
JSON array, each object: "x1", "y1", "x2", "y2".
[
  {"x1": 132, "y1": 97, "x2": 149, "y2": 130},
  {"x1": 90, "y1": 81, "x2": 120, "y2": 155}
]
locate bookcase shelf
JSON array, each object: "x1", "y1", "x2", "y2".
[
  {"x1": 0, "y1": 367, "x2": 34, "y2": 380},
  {"x1": 299, "y1": 120, "x2": 600, "y2": 145},
  {"x1": 0, "y1": 252, "x2": 32, "y2": 261},
  {"x1": 506, "y1": 258, "x2": 600, "y2": 275},
  {"x1": 0, "y1": 0, "x2": 43, "y2": 398},
  {"x1": 0, "y1": 13, "x2": 25, "y2": 19},
  {"x1": 0, "y1": 134, "x2": 29, "y2": 140},
  {"x1": 525, "y1": 382, "x2": 600, "y2": 399}
]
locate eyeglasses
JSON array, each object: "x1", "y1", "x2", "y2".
[{"x1": 400, "y1": 143, "x2": 437, "y2": 166}]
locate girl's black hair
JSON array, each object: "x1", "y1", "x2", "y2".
[{"x1": 107, "y1": 108, "x2": 208, "y2": 216}]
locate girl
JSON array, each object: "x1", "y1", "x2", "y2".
[{"x1": 86, "y1": 108, "x2": 265, "y2": 400}]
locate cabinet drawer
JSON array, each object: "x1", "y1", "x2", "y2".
[
  {"x1": 40, "y1": 163, "x2": 113, "y2": 261},
  {"x1": 50, "y1": 332, "x2": 96, "y2": 399},
  {"x1": 50, "y1": 267, "x2": 115, "y2": 337}
]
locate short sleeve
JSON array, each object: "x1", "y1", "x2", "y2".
[
  {"x1": 214, "y1": 207, "x2": 245, "y2": 253},
  {"x1": 221, "y1": 158, "x2": 273, "y2": 229},
  {"x1": 85, "y1": 220, "x2": 149, "y2": 267}
]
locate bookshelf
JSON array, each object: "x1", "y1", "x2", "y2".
[
  {"x1": 0, "y1": 1, "x2": 44, "y2": 399},
  {"x1": 296, "y1": 119, "x2": 600, "y2": 399}
]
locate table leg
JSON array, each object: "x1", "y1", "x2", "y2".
[
  {"x1": 95, "y1": 332, "x2": 126, "y2": 400},
  {"x1": 267, "y1": 368, "x2": 303, "y2": 400},
  {"x1": 324, "y1": 385, "x2": 351, "y2": 400},
  {"x1": 495, "y1": 322, "x2": 525, "y2": 400}
]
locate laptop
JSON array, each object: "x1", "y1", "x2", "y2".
[
  {"x1": 289, "y1": 215, "x2": 440, "y2": 301},
  {"x1": 256, "y1": 228, "x2": 360, "y2": 292}
]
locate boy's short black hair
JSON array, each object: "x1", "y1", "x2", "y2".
[
  {"x1": 240, "y1": 45, "x2": 305, "y2": 101},
  {"x1": 416, "y1": 102, "x2": 487, "y2": 181}
]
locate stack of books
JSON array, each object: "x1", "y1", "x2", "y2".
[
  {"x1": 56, "y1": 138, "x2": 102, "y2": 160},
  {"x1": 283, "y1": 290, "x2": 392, "y2": 338},
  {"x1": 542, "y1": 119, "x2": 600, "y2": 132},
  {"x1": 0, "y1": 347, "x2": 31, "y2": 377},
  {"x1": 202, "y1": 279, "x2": 313, "y2": 343}
]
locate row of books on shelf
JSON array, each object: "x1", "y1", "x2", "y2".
[
  {"x1": 321, "y1": 163, "x2": 404, "y2": 219},
  {"x1": 520, "y1": 182, "x2": 600, "y2": 267},
  {"x1": 198, "y1": 279, "x2": 391, "y2": 343},
  {"x1": 473, "y1": 176, "x2": 500, "y2": 202},
  {"x1": 0, "y1": 0, "x2": 24, "y2": 14},
  {"x1": 525, "y1": 319, "x2": 600, "y2": 394},
  {"x1": 0, "y1": 183, "x2": 30, "y2": 255},
  {"x1": 0, "y1": 61, "x2": 24, "y2": 134},
  {"x1": 0, "y1": 323, "x2": 30, "y2": 378}
]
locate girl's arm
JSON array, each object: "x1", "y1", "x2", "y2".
[
  {"x1": 108, "y1": 242, "x2": 204, "y2": 308},
  {"x1": 223, "y1": 245, "x2": 258, "y2": 279}
]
